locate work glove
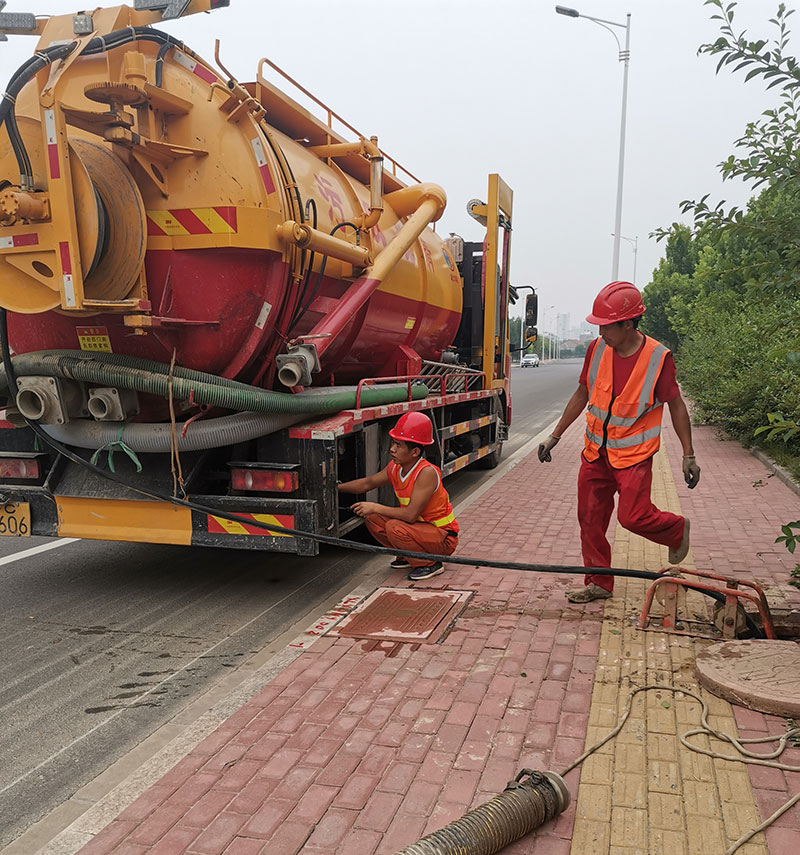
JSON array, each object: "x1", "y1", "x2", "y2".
[
  {"x1": 682, "y1": 455, "x2": 701, "y2": 489},
  {"x1": 537, "y1": 434, "x2": 560, "y2": 463}
]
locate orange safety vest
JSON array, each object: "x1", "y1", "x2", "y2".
[
  {"x1": 387, "y1": 458, "x2": 459, "y2": 534},
  {"x1": 583, "y1": 335, "x2": 670, "y2": 469}
]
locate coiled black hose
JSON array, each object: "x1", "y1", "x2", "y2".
[{"x1": 0, "y1": 28, "x2": 188, "y2": 186}]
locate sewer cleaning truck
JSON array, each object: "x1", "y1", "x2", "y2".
[{"x1": 0, "y1": 0, "x2": 525, "y2": 554}]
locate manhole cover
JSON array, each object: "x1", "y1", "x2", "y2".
[
  {"x1": 696, "y1": 639, "x2": 800, "y2": 717},
  {"x1": 331, "y1": 587, "x2": 473, "y2": 643}
]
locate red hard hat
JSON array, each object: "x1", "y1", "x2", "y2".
[
  {"x1": 389, "y1": 411, "x2": 434, "y2": 445},
  {"x1": 586, "y1": 281, "x2": 645, "y2": 325}
]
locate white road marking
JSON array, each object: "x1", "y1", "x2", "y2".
[{"x1": 0, "y1": 538, "x2": 78, "y2": 568}]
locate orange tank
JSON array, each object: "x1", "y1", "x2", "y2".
[{"x1": 0, "y1": 2, "x2": 463, "y2": 389}]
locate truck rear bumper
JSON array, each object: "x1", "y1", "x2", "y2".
[{"x1": 0, "y1": 488, "x2": 319, "y2": 555}]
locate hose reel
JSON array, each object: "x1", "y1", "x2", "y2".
[{"x1": 0, "y1": 120, "x2": 146, "y2": 313}]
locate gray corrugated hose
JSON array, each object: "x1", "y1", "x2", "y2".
[
  {"x1": 37, "y1": 384, "x2": 402, "y2": 453},
  {"x1": 393, "y1": 770, "x2": 570, "y2": 855},
  {"x1": 41, "y1": 411, "x2": 303, "y2": 453}
]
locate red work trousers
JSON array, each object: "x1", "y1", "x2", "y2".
[
  {"x1": 578, "y1": 453, "x2": 684, "y2": 592},
  {"x1": 365, "y1": 513, "x2": 458, "y2": 568}
]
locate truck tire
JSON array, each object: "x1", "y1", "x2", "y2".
[{"x1": 476, "y1": 443, "x2": 503, "y2": 469}]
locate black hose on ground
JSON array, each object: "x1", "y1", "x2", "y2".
[{"x1": 0, "y1": 318, "x2": 763, "y2": 638}]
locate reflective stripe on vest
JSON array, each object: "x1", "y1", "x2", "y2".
[
  {"x1": 388, "y1": 459, "x2": 459, "y2": 532},
  {"x1": 585, "y1": 424, "x2": 663, "y2": 449},
  {"x1": 584, "y1": 335, "x2": 669, "y2": 467}
]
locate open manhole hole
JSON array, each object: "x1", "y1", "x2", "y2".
[{"x1": 330, "y1": 587, "x2": 474, "y2": 643}]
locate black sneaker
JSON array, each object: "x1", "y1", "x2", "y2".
[
  {"x1": 390, "y1": 557, "x2": 410, "y2": 569},
  {"x1": 408, "y1": 562, "x2": 444, "y2": 581}
]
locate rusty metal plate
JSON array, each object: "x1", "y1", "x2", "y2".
[{"x1": 331, "y1": 587, "x2": 473, "y2": 643}]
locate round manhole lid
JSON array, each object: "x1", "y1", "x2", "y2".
[{"x1": 695, "y1": 639, "x2": 800, "y2": 717}]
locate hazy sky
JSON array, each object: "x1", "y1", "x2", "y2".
[{"x1": 1, "y1": 0, "x2": 791, "y2": 332}]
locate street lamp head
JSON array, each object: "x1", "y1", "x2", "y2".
[{"x1": 555, "y1": 6, "x2": 580, "y2": 17}]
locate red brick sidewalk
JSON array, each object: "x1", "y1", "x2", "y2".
[{"x1": 68, "y1": 419, "x2": 799, "y2": 855}]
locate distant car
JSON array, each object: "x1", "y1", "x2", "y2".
[{"x1": 521, "y1": 353, "x2": 540, "y2": 368}]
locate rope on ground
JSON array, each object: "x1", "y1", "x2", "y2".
[{"x1": 559, "y1": 684, "x2": 800, "y2": 855}]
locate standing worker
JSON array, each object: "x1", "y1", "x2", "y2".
[
  {"x1": 538, "y1": 281, "x2": 701, "y2": 603},
  {"x1": 338, "y1": 412, "x2": 459, "y2": 581}
]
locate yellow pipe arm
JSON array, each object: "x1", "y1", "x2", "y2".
[
  {"x1": 366, "y1": 195, "x2": 441, "y2": 283},
  {"x1": 308, "y1": 137, "x2": 384, "y2": 230},
  {"x1": 384, "y1": 183, "x2": 447, "y2": 222},
  {"x1": 276, "y1": 221, "x2": 371, "y2": 267}
]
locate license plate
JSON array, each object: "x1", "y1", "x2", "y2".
[{"x1": 0, "y1": 502, "x2": 30, "y2": 536}]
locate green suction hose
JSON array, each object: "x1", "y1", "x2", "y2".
[
  {"x1": 0, "y1": 350, "x2": 257, "y2": 392},
  {"x1": 0, "y1": 352, "x2": 427, "y2": 414}
]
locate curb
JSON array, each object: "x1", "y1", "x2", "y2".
[{"x1": 750, "y1": 446, "x2": 800, "y2": 499}]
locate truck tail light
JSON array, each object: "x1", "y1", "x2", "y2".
[
  {"x1": 231, "y1": 468, "x2": 299, "y2": 493},
  {"x1": 0, "y1": 458, "x2": 41, "y2": 479}
]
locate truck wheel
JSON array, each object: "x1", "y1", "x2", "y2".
[{"x1": 476, "y1": 443, "x2": 503, "y2": 469}]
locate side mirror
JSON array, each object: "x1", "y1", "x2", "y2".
[
  {"x1": 525, "y1": 293, "x2": 538, "y2": 328},
  {"x1": 525, "y1": 326, "x2": 538, "y2": 343}
]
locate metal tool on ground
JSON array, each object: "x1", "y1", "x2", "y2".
[{"x1": 638, "y1": 567, "x2": 777, "y2": 639}]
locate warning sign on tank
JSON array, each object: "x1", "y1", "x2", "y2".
[{"x1": 76, "y1": 326, "x2": 113, "y2": 353}]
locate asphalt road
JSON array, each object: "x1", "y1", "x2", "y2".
[{"x1": 0, "y1": 358, "x2": 581, "y2": 849}]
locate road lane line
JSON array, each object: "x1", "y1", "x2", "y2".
[{"x1": 0, "y1": 539, "x2": 79, "y2": 567}]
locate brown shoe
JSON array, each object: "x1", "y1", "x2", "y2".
[
  {"x1": 566, "y1": 584, "x2": 613, "y2": 603},
  {"x1": 668, "y1": 517, "x2": 691, "y2": 565}
]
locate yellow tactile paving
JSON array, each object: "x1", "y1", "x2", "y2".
[{"x1": 570, "y1": 447, "x2": 769, "y2": 855}]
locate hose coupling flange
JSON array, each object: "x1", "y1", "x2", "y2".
[{"x1": 276, "y1": 343, "x2": 319, "y2": 388}]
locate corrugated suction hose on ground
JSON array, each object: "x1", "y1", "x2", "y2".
[{"x1": 394, "y1": 770, "x2": 570, "y2": 855}]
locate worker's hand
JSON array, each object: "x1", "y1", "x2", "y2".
[
  {"x1": 682, "y1": 455, "x2": 701, "y2": 489},
  {"x1": 537, "y1": 434, "x2": 560, "y2": 463},
  {"x1": 351, "y1": 501, "x2": 379, "y2": 518}
]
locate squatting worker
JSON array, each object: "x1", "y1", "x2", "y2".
[
  {"x1": 337, "y1": 411, "x2": 459, "y2": 581},
  {"x1": 538, "y1": 281, "x2": 701, "y2": 603}
]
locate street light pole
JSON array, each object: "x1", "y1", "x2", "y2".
[
  {"x1": 556, "y1": 6, "x2": 632, "y2": 281},
  {"x1": 612, "y1": 15, "x2": 631, "y2": 280},
  {"x1": 611, "y1": 233, "x2": 638, "y2": 284}
]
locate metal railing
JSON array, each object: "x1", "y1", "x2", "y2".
[
  {"x1": 354, "y1": 367, "x2": 485, "y2": 409},
  {"x1": 256, "y1": 57, "x2": 420, "y2": 185}
]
